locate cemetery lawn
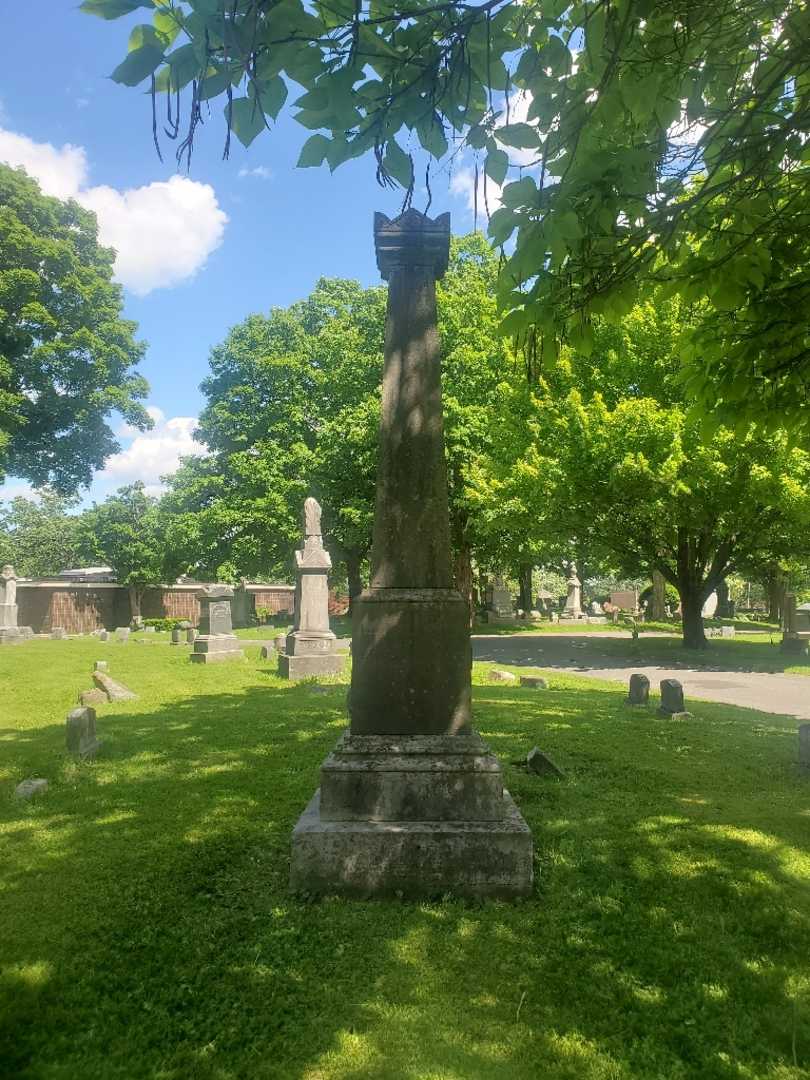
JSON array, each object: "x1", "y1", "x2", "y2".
[
  {"x1": 583, "y1": 633, "x2": 810, "y2": 676},
  {"x1": 2, "y1": 639, "x2": 809, "y2": 1080}
]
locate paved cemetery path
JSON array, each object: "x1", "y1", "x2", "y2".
[{"x1": 472, "y1": 632, "x2": 810, "y2": 720}]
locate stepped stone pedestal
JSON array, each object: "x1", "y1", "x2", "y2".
[
  {"x1": 289, "y1": 210, "x2": 533, "y2": 898},
  {"x1": 278, "y1": 498, "x2": 344, "y2": 681},
  {"x1": 189, "y1": 586, "x2": 244, "y2": 664}
]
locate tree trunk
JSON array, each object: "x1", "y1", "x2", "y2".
[
  {"x1": 680, "y1": 583, "x2": 707, "y2": 649},
  {"x1": 453, "y1": 544, "x2": 474, "y2": 625},
  {"x1": 128, "y1": 585, "x2": 143, "y2": 620},
  {"x1": 767, "y1": 570, "x2": 784, "y2": 623},
  {"x1": 518, "y1": 564, "x2": 533, "y2": 612},
  {"x1": 650, "y1": 569, "x2": 666, "y2": 621},
  {"x1": 345, "y1": 549, "x2": 363, "y2": 614}
]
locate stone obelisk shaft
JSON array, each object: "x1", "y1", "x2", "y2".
[{"x1": 349, "y1": 210, "x2": 471, "y2": 736}]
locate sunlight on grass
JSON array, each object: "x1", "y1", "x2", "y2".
[{"x1": 1, "y1": 638, "x2": 809, "y2": 1079}]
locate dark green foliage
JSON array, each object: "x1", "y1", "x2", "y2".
[{"x1": 0, "y1": 165, "x2": 150, "y2": 492}]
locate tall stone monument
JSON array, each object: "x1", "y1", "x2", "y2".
[
  {"x1": 485, "y1": 575, "x2": 516, "y2": 624},
  {"x1": 189, "y1": 585, "x2": 245, "y2": 664},
  {"x1": 279, "y1": 497, "x2": 344, "y2": 680},
  {"x1": 561, "y1": 563, "x2": 583, "y2": 619},
  {"x1": 0, "y1": 565, "x2": 29, "y2": 643},
  {"x1": 289, "y1": 209, "x2": 533, "y2": 898}
]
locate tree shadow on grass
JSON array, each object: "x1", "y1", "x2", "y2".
[
  {"x1": 473, "y1": 633, "x2": 809, "y2": 677},
  {"x1": 1, "y1": 680, "x2": 809, "y2": 1079}
]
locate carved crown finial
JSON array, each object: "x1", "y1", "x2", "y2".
[{"x1": 374, "y1": 210, "x2": 451, "y2": 281}]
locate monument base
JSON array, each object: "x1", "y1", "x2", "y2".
[
  {"x1": 278, "y1": 653, "x2": 345, "y2": 680},
  {"x1": 290, "y1": 789, "x2": 533, "y2": 898},
  {"x1": 189, "y1": 634, "x2": 245, "y2": 664},
  {"x1": 290, "y1": 731, "x2": 533, "y2": 898},
  {"x1": 0, "y1": 627, "x2": 21, "y2": 644}
]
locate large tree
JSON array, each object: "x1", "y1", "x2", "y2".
[
  {"x1": 0, "y1": 165, "x2": 151, "y2": 492},
  {"x1": 80, "y1": 483, "x2": 174, "y2": 618},
  {"x1": 87, "y1": 0, "x2": 810, "y2": 429},
  {"x1": 0, "y1": 491, "x2": 85, "y2": 577},
  {"x1": 473, "y1": 297, "x2": 810, "y2": 647}
]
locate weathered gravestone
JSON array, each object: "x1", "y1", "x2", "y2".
[
  {"x1": 289, "y1": 210, "x2": 532, "y2": 898},
  {"x1": 144, "y1": 625, "x2": 156, "y2": 634},
  {"x1": 94, "y1": 660, "x2": 108, "y2": 672},
  {"x1": 526, "y1": 746, "x2": 565, "y2": 778},
  {"x1": 189, "y1": 586, "x2": 244, "y2": 664},
  {"x1": 799, "y1": 723, "x2": 810, "y2": 769},
  {"x1": 79, "y1": 688, "x2": 107, "y2": 707},
  {"x1": 98, "y1": 630, "x2": 109, "y2": 642},
  {"x1": 278, "y1": 498, "x2": 344, "y2": 680},
  {"x1": 15, "y1": 778, "x2": 48, "y2": 799},
  {"x1": 50, "y1": 627, "x2": 67, "y2": 640},
  {"x1": 721, "y1": 625, "x2": 736, "y2": 638},
  {"x1": 274, "y1": 634, "x2": 287, "y2": 653},
  {"x1": 66, "y1": 706, "x2": 101, "y2": 758},
  {"x1": 626, "y1": 673, "x2": 650, "y2": 705},
  {"x1": 93, "y1": 670, "x2": 137, "y2": 701},
  {"x1": 116, "y1": 627, "x2": 130, "y2": 643},
  {"x1": 489, "y1": 669, "x2": 517, "y2": 683},
  {"x1": 520, "y1": 675, "x2": 548, "y2": 690},
  {"x1": 658, "y1": 678, "x2": 692, "y2": 719},
  {"x1": 484, "y1": 575, "x2": 515, "y2": 624},
  {"x1": 171, "y1": 628, "x2": 182, "y2": 645},
  {"x1": 186, "y1": 628, "x2": 197, "y2": 645}
]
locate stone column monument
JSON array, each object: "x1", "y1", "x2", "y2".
[
  {"x1": 485, "y1": 575, "x2": 516, "y2": 624},
  {"x1": 561, "y1": 563, "x2": 583, "y2": 619},
  {"x1": 189, "y1": 585, "x2": 245, "y2": 663},
  {"x1": 0, "y1": 565, "x2": 25, "y2": 643},
  {"x1": 279, "y1": 497, "x2": 344, "y2": 680},
  {"x1": 289, "y1": 209, "x2": 533, "y2": 898}
]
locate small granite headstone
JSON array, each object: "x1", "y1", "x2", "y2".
[
  {"x1": 99, "y1": 630, "x2": 109, "y2": 642},
  {"x1": 66, "y1": 706, "x2": 101, "y2": 759},
  {"x1": 50, "y1": 627, "x2": 67, "y2": 639},
  {"x1": 799, "y1": 723, "x2": 810, "y2": 768},
  {"x1": 186, "y1": 628, "x2": 197, "y2": 644},
  {"x1": 626, "y1": 673, "x2": 650, "y2": 705},
  {"x1": 14, "y1": 778, "x2": 49, "y2": 799},
  {"x1": 171, "y1": 628, "x2": 182, "y2": 645},
  {"x1": 721, "y1": 625, "x2": 735, "y2": 638},
  {"x1": 520, "y1": 675, "x2": 548, "y2": 689},
  {"x1": 144, "y1": 625, "x2": 156, "y2": 634},
  {"x1": 116, "y1": 627, "x2": 130, "y2": 643},
  {"x1": 190, "y1": 585, "x2": 245, "y2": 664},
  {"x1": 260, "y1": 645, "x2": 273, "y2": 659},
  {"x1": 94, "y1": 660, "x2": 108, "y2": 672},
  {"x1": 489, "y1": 669, "x2": 517, "y2": 683},
  {"x1": 658, "y1": 678, "x2": 691, "y2": 718},
  {"x1": 526, "y1": 747, "x2": 565, "y2": 778},
  {"x1": 275, "y1": 634, "x2": 287, "y2": 654},
  {"x1": 79, "y1": 688, "x2": 107, "y2": 707}
]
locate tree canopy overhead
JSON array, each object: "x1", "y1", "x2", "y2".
[
  {"x1": 87, "y1": 0, "x2": 810, "y2": 428},
  {"x1": 0, "y1": 164, "x2": 151, "y2": 493}
]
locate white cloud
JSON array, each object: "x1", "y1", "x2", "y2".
[
  {"x1": 0, "y1": 480, "x2": 36, "y2": 504},
  {"x1": 450, "y1": 166, "x2": 504, "y2": 217},
  {"x1": 99, "y1": 411, "x2": 202, "y2": 492},
  {"x1": 0, "y1": 127, "x2": 227, "y2": 295},
  {"x1": 238, "y1": 165, "x2": 272, "y2": 180}
]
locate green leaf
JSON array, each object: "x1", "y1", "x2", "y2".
[
  {"x1": 227, "y1": 96, "x2": 267, "y2": 148},
  {"x1": 500, "y1": 175, "x2": 536, "y2": 209},
  {"x1": 128, "y1": 23, "x2": 162, "y2": 51},
  {"x1": 416, "y1": 114, "x2": 448, "y2": 160},
  {"x1": 81, "y1": 0, "x2": 154, "y2": 18},
  {"x1": 251, "y1": 75, "x2": 288, "y2": 120},
  {"x1": 165, "y1": 43, "x2": 201, "y2": 89},
  {"x1": 485, "y1": 148, "x2": 509, "y2": 186},
  {"x1": 110, "y1": 44, "x2": 165, "y2": 86},
  {"x1": 382, "y1": 140, "x2": 413, "y2": 189},
  {"x1": 488, "y1": 207, "x2": 517, "y2": 245},
  {"x1": 297, "y1": 133, "x2": 331, "y2": 167},
  {"x1": 497, "y1": 123, "x2": 540, "y2": 150},
  {"x1": 197, "y1": 70, "x2": 231, "y2": 101}
]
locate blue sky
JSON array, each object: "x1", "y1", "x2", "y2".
[{"x1": 0, "y1": 1, "x2": 485, "y2": 505}]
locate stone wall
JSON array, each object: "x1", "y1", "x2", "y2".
[
  {"x1": 18, "y1": 583, "x2": 127, "y2": 634},
  {"x1": 17, "y1": 581, "x2": 300, "y2": 633}
]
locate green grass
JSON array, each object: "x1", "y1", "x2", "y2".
[{"x1": 2, "y1": 638, "x2": 809, "y2": 1079}]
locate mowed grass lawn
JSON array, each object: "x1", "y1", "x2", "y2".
[{"x1": 2, "y1": 637, "x2": 809, "y2": 1080}]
